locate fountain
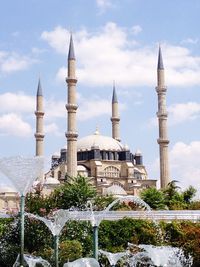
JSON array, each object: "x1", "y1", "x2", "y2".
[
  {"x1": 13, "y1": 254, "x2": 51, "y2": 267},
  {"x1": 0, "y1": 156, "x2": 44, "y2": 267},
  {"x1": 86, "y1": 201, "x2": 104, "y2": 261},
  {"x1": 84, "y1": 196, "x2": 151, "y2": 262},
  {"x1": 104, "y1": 195, "x2": 151, "y2": 212},
  {"x1": 99, "y1": 250, "x2": 127, "y2": 267},
  {"x1": 128, "y1": 244, "x2": 193, "y2": 266},
  {"x1": 63, "y1": 257, "x2": 100, "y2": 267},
  {"x1": 26, "y1": 209, "x2": 74, "y2": 267}
]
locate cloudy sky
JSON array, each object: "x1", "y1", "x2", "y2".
[{"x1": 0, "y1": 0, "x2": 200, "y2": 195}]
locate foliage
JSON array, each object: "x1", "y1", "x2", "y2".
[
  {"x1": 49, "y1": 176, "x2": 97, "y2": 210},
  {"x1": 93, "y1": 195, "x2": 115, "y2": 211},
  {"x1": 140, "y1": 187, "x2": 166, "y2": 210},
  {"x1": 1, "y1": 177, "x2": 200, "y2": 266},
  {"x1": 59, "y1": 240, "x2": 83, "y2": 265},
  {"x1": 140, "y1": 181, "x2": 197, "y2": 210},
  {"x1": 182, "y1": 186, "x2": 197, "y2": 204}
]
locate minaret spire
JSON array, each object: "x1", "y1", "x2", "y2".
[
  {"x1": 111, "y1": 81, "x2": 120, "y2": 142},
  {"x1": 68, "y1": 34, "x2": 75, "y2": 60},
  {"x1": 156, "y1": 46, "x2": 170, "y2": 188},
  {"x1": 65, "y1": 34, "x2": 78, "y2": 177},
  {"x1": 35, "y1": 78, "x2": 45, "y2": 156}
]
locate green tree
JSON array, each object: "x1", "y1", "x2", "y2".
[
  {"x1": 163, "y1": 180, "x2": 185, "y2": 209},
  {"x1": 59, "y1": 240, "x2": 83, "y2": 265},
  {"x1": 182, "y1": 186, "x2": 197, "y2": 204},
  {"x1": 50, "y1": 176, "x2": 97, "y2": 210},
  {"x1": 140, "y1": 187, "x2": 166, "y2": 210}
]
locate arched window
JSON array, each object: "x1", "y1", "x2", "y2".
[
  {"x1": 103, "y1": 166, "x2": 120, "y2": 178},
  {"x1": 58, "y1": 171, "x2": 62, "y2": 180}
]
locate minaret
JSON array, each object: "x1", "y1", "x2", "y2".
[
  {"x1": 35, "y1": 78, "x2": 45, "y2": 156},
  {"x1": 111, "y1": 82, "x2": 121, "y2": 142},
  {"x1": 156, "y1": 46, "x2": 170, "y2": 188},
  {"x1": 65, "y1": 34, "x2": 78, "y2": 177}
]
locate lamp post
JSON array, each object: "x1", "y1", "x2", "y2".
[
  {"x1": 93, "y1": 225, "x2": 98, "y2": 260},
  {"x1": 19, "y1": 194, "x2": 25, "y2": 266},
  {"x1": 54, "y1": 235, "x2": 59, "y2": 267}
]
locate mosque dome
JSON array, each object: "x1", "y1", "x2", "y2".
[
  {"x1": 77, "y1": 130, "x2": 124, "y2": 152},
  {"x1": 103, "y1": 184, "x2": 127, "y2": 196}
]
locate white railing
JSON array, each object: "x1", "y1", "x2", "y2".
[{"x1": 68, "y1": 210, "x2": 200, "y2": 223}]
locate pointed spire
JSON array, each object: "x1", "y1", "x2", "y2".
[
  {"x1": 112, "y1": 81, "x2": 118, "y2": 103},
  {"x1": 68, "y1": 34, "x2": 75, "y2": 60},
  {"x1": 37, "y1": 78, "x2": 43, "y2": 96},
  {"x1": 157, "y1": 46, "x2": 164, "y2": 70}
]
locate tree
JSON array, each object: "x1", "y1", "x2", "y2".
[
  {"x1": 182, "y1": 186, "x2": 197, "y2": 204},
  {"x1": 163, "y1": 180, "x2": 185, "y2": 209},
  {"x1": 140, "y1": 187, "x2": 166, "y2": 210},
  {"x1": 50, "y1": 175, "x2": 97, "y2": 210}
]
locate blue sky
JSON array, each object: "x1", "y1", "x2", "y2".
[{"x1": 0, "y1": 0, "x2": 200, "y2": 194}]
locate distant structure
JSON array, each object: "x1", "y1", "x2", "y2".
[
  {"x1": 34, "y1": 78, "x2": 45, "y2": 156},
  {"x1": 111, "y1": 81, "x2": 121, "y2": 142},
  {"x1": 1, "y1": 37, "x2": 170, "y2": 212},
  {"x1": 156, "y1": 46, "x2": 170, "y2": 188},
  {"x1": 65, "y1": 35, "x2": 79, "y2": 178},
  {"x1": 42, "y1": 35, "x2": 157, "y2": 197}
]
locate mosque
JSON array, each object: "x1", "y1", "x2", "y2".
[{"x1": 0, "y1": 36, "x2": 170, "y2": 210}]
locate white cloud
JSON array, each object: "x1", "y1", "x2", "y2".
[
  {"x1": 181, "y1": 38, "x2": 198, "y2": 45},
  {"x1": 44, "y1": 123, "x2": 61, "y2": 135},
  {"x1": 149, "y1": 102, "x2": 200, "y2": 127},
  {"x1": 41, "y1": 23, "x2": 200, "y2": 88},
  {"x1": 170, "y1": 141, "x2": 200, "y2": 194},
  {"x1": 45, "y1": 98, "x2": 66, "y2": 120},
  {"x1": 0, "y1": 92, "x2": 35, "y2": 114},
  {"x1": 168, "y1": 102, "x2": 200, "y2": 125},
  {"x1": 148, "y1": 141, "x2": 200, "y2": 195},
  {"x1": 96, "y1": 0, "x2": 113, "y2": 12},
  {"x1": 41, "y1": 26, "x2": 68, "y2": 54},
  {"x1": 45, "y1": 95, "x2": 120, "y2": 122},
  {"x1": 0, "y1": 51, "x2": 35, "y2": 73},
  {"x1": 0, "y1": 113, "x2": 32, "y2": 137},
  {"x1": 131, "y1": 25, "x2": 142, "y2": 35},
  {"x1": 78, "y1": 97, "x2": 111, "y2": 121}
]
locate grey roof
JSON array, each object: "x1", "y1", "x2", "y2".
[
  {"x1": 112, "y1": 82, "x2": 118, "y2": 103},
  {"x1": 68, "y1": 34, "x2": 75, "y2": 60},
  {"x1": 157, "y1": 46, "x2": 164, "y2": 70},
  {"x1": 37, "y1": 78, "x2": 43, "y2": 96}
]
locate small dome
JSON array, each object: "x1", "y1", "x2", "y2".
[
  {"x1": 104, "y1": 184, "x2": 127, "y2": 196},
  {"x1": 44, "y1": 177, "x2": 60, "y2": 185},
  {"x1": 123, "y1": 144, "x2": 129, "y2": 151},
  {"x1": 52, "y1": 151, "x2": 60, "y2": 158},
  {"x1": 135, "y1": 149, "x2": 142, "y2": 156},
  {"x1": 61, "y1": 145, "x2": 67, "y2": 151},
  {"x1": 77, "y1": 165, "x2": 88, "y2": 171},
  {"x1": 77, "y1": 133, "x2": 123, "y2": 152}
]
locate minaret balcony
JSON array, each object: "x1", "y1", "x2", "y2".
[
  {"x1": 156, "y1": 112, "x2": 168, "y2": 118},
  {"x1": 155, "y1": 86, "x2": 167, "y2": 93},
  {"x1": 111, "y1": 117, "x2": 120, "y2": 122},
  {"x1": 66, "y1": 77, "x2": 77, "y2": 84},
  {"x1": 65, "y1": 131, "x2": 78, "y2": 140},
  {"x1": 35, "y1": 111, "x2": 45, "y2": 116},
  {"x1": 34, "y1": 133, "x2": 45, "y2": 140},
  {"x1": 65, "y1": 104, "x2": 78, "y2": 111},
  {"x1": 157, "y1": 138, "x2": 169, "y2": 145}
]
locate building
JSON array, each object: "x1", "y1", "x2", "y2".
[
  {"x1": 41, "y1": 35, "x2": 161, "y2": 197},
  {"x1": 0, "y1": 36, "x2": 170, "y2": 211}
]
